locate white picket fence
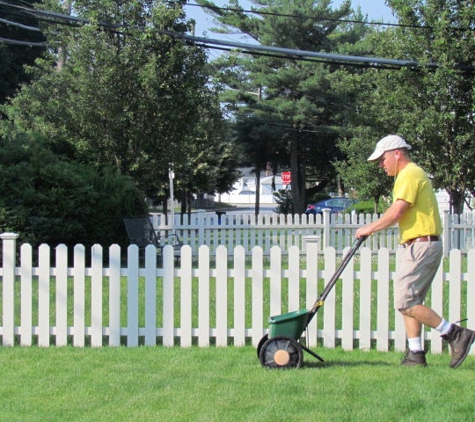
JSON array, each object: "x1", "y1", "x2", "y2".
[
  {"x1": 1, "y1": 232, "x2": 474, "y2": 355},
  {"x1": 152, "y1": 209, "x2": 475, "y2": 257}
]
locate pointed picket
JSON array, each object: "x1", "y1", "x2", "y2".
[
  {"x1": 55, "y1": 244, "x2": 69, "y2": 346},
  {"x1": 215, "y1": 245, "x2": 228, "y2": 347},
  {"x1": 20, "y1": 243, "x2": 33, "y2": 346}
]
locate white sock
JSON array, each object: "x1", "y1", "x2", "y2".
[
  {"x1": 407, "y1": 337, "x2": 423, "y2": 352},
  {"x1": 435, "y1": 319, "x2": 452, "y2": 335}
]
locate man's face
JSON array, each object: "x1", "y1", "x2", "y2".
[{"x1": 378, "y1": 150, "x2": 398, "y2": 176}]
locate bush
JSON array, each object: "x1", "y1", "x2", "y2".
[
  {"x1": 273, "y1": 188, "x2": 293, "y2": 214},
  {"x1": 353, "y1": 200, "x2": 387, "y2": 214},
  {"x1": 0, "y1": 134, "x2": 147, "y2": 249}
]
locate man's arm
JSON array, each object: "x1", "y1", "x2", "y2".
[{"x1": 355, "y1": 199, "x2": 409, "y2": 238}]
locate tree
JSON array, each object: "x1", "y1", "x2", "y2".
[
  {"x1": 233, "y1": 112, "x2": 287, "y2": 215},
  {"x1": 342, "y1": 0, "x2": 475, "y2": 214},
  {"x1": 335, "y1": 128, "x2": 394, "y2": 213},
  {"x1": 0, "y1": 130, "x2": 147, "y2": 250},
  {"x1": 175, "y1": 112, "x2": 241, "y2": 217},
  {"x1": 0, "y1": 0, "x2": 46, "y2": 103},
  {"x1": 333, "y1": 60, "x2": 399, "y2": 212},
  {"x1": 196, "y1": 0, "x2": 370, "y2": 214},
  {"x1": 2, "y1": 0, "x2": 239, "y2": 210}
]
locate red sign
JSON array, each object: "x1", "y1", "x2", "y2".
[{"x1": 281, "y1": 171, "x2": 291, "y2": 185}]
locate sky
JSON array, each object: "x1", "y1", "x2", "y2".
[
  {"x1": 336, "y1": 0, "x2": 395, "y2": 22},
  {"x1": 185, "y1": 1, "x2": 396, "y2": 38}
]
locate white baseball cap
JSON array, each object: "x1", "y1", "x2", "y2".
[{"x1": 367, "y1": 135, "x2": 412, "y2": 161}]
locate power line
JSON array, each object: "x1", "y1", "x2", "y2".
[
  {"x1": 2, "y1": 1, "x2": 473, "y2": 72},
  {"x1": 170, "y1": 31, "x2": 436, "y2": 70},
  {"x1": 185, "y1": 2, "x2": 387, "y2": 26},
  {"x1": 0, "y1": 16, "x2": 42, "y2": 32},
  {"x1": 184, "y1": 1, "x2": 474, "y2": 31},
  {"x1": 0, "y1": 36, "x2": 46, "y2": 46},
  {"x1": 198, "y1": 42, "x2": 408, "y2": 71}
]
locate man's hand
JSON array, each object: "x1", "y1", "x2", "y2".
[{"x1": 356, "y1": 227, "x2": 372, "y2": 239}]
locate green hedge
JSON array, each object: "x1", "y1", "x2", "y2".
[{"x1": 0, "y1": 134, "x2": 147, "y2": 249}]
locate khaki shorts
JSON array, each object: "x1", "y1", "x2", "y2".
[{"x1": 394, "y1": 241, "x2": 443, "y2": 310}]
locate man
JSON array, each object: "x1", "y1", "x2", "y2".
[{"x1": 355, "y1": 134, "x2": 475, "y2": 368}]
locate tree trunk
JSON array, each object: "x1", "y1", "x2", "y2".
[
  {"x1": 56, "y1": 1, "x2": 72, "y2": 71},
  {"x1": 290, "y1": 130, "x2": 306, "y2": 215},
  {"x1": 254, "y1": 166, "x2": 261, "y2": 216},
  {"x1": 337, "y1": 178, "x2": 345, "y2": 197},
  {"x1": 449, "y1": 188, "x2": 465, "y2": 214},
  {"x1": 373, "y1": 195, "x2": 380, "y2": 214}
]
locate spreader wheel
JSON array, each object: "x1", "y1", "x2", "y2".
[
  {"x1": 257, "y1": 334, "x2": 269, "y2": 358},
  {"x1": 259, "y1": 336, "x2": 303, "y2": 369}
]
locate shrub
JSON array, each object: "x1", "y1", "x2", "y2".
[
  {"x1": 353, "y1": 200, "x2": 387, "y2": 214},
  {"x1": 273, "y1": 188, "x2": 293, "y2": 214},
  {"x1": 0, "y1": 134, "x2": 147, "y2": 249}
]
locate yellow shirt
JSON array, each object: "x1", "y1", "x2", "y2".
[{"x1": 393, "y1": 162, "x2": 442, "y2": 243}]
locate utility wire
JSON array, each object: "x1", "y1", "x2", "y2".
[
  {"x1": 1, "y1": 1, "x2": 474, "y2": 72},
  {"x1": 0, "y1": 36, "x2": 46, "y2": 46},
  {"x1": 0, "y1": 16, "x2": 42, "y2": 32},
  {"x1": 198, "y1": 43, "x2": 408, "y2": 71},
  {"x1": 184, "y1": 1, "x2": 475, "y2": 31},
  {"x1": 171, "y1": 31, "x2": 435, "y2": 70},
  {"x1": 185, "y1": 2, "x2": 400, "y2": 27}
]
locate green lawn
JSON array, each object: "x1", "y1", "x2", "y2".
[{"x1": 1, "y1": 345, "x2": 474, "y2": 422}]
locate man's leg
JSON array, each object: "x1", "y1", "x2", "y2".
[
  {"x1": 396, "y1": 243, "x2": 443, "y2": 366},
  {"x1": 396, "y1": 243, "x2": 474, "y2": 368},
  {"x1": 399, "y1": 305, "x2": 441, "y2": 366},
  {"x1": 401, "y1": 304, "x2": 442, "y2": 330},
  {"x1": 401, "y1": 304, "x2": 475, "y2": 369}
]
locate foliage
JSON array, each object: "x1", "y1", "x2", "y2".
[
  {"x1": 197, "y1": 0, "x2": 372, "y2": 213},
  {"x1": 340, "y1": 0, "x2": 475, "y2": 214},
  {"x1": 174, "y1": 105, "x2": 242, "y2": 213},
  {"x1": 273, "y1": 188, "x2": 293, "y2": 215},
  {"x1": 354, "y1": 199, "x2": 389, "y2": 215},
  {"x1": 2, "y1": 0, "x2": 239, "y2": 209},
  {"x1": 0, "y1": 131, "x2": 147, "y2": 248},
  {"x1": 0, "y1": 1, "x2": 46, "y2": 104},
  {"x1": 335, "y1": 124, "x2": 395, "y2": 212}
]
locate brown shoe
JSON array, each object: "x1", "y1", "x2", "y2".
[
  {"x1": 401, "y1": 350, "x2": 427, "y2": 367},
  {"x1": 442, "y1": 325, "x2": 475, "y2": 369}
]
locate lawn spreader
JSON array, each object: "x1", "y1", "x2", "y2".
[{"x1": 257, "y1": 236, "x2": 367, "y2": 369}]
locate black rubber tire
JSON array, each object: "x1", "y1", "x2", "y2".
[
  {"x1": 256, "y1": 334, "x2": 269, "y2": 358},
  {"x1": 258, "y1": 336, "x2": 303, "y2": 369}
]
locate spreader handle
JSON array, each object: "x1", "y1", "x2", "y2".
[{"x1": 309, "y1": 236, "x2": 367, "y2": 315}]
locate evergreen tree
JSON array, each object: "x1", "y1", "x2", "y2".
[{"x1": 196, "y1": 0, "x2": 371, "y2": 213}]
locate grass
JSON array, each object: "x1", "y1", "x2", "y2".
[
  {"x1": 2, "y1": 346, "x2": 475, "y2": 422},
  {"x1": 3, "y1": 254, "x2": 472, "y2": 420}
]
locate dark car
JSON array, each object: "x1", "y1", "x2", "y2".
[{"x1": 305, "y1": 197, "x2": 358, "y2": 215}]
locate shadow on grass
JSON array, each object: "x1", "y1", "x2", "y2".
[{"x1": 302, "y1": 359, "x2": 393, "y2": 369}]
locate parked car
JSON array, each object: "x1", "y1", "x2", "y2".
[{"x1": 305, "y1": 197, "x2": 358, "y2": 215}]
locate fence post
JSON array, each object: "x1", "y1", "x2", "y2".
[
  {"x1": 1, "y1": 232, "x2": 19, "y2": 346},
  {"x1": 443, "y1": 210, "x2": 450, "y2": 258},
  {"x1": 323, "y1": 208, "x2": 331, "y2": 248},
  {"x1": 303, "y1": 234, "x2": 320, "y2": 252}
]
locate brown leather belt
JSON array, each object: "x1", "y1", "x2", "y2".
[{"x1": 404, "y1": 235, "x2": 440, "y2": 247}]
